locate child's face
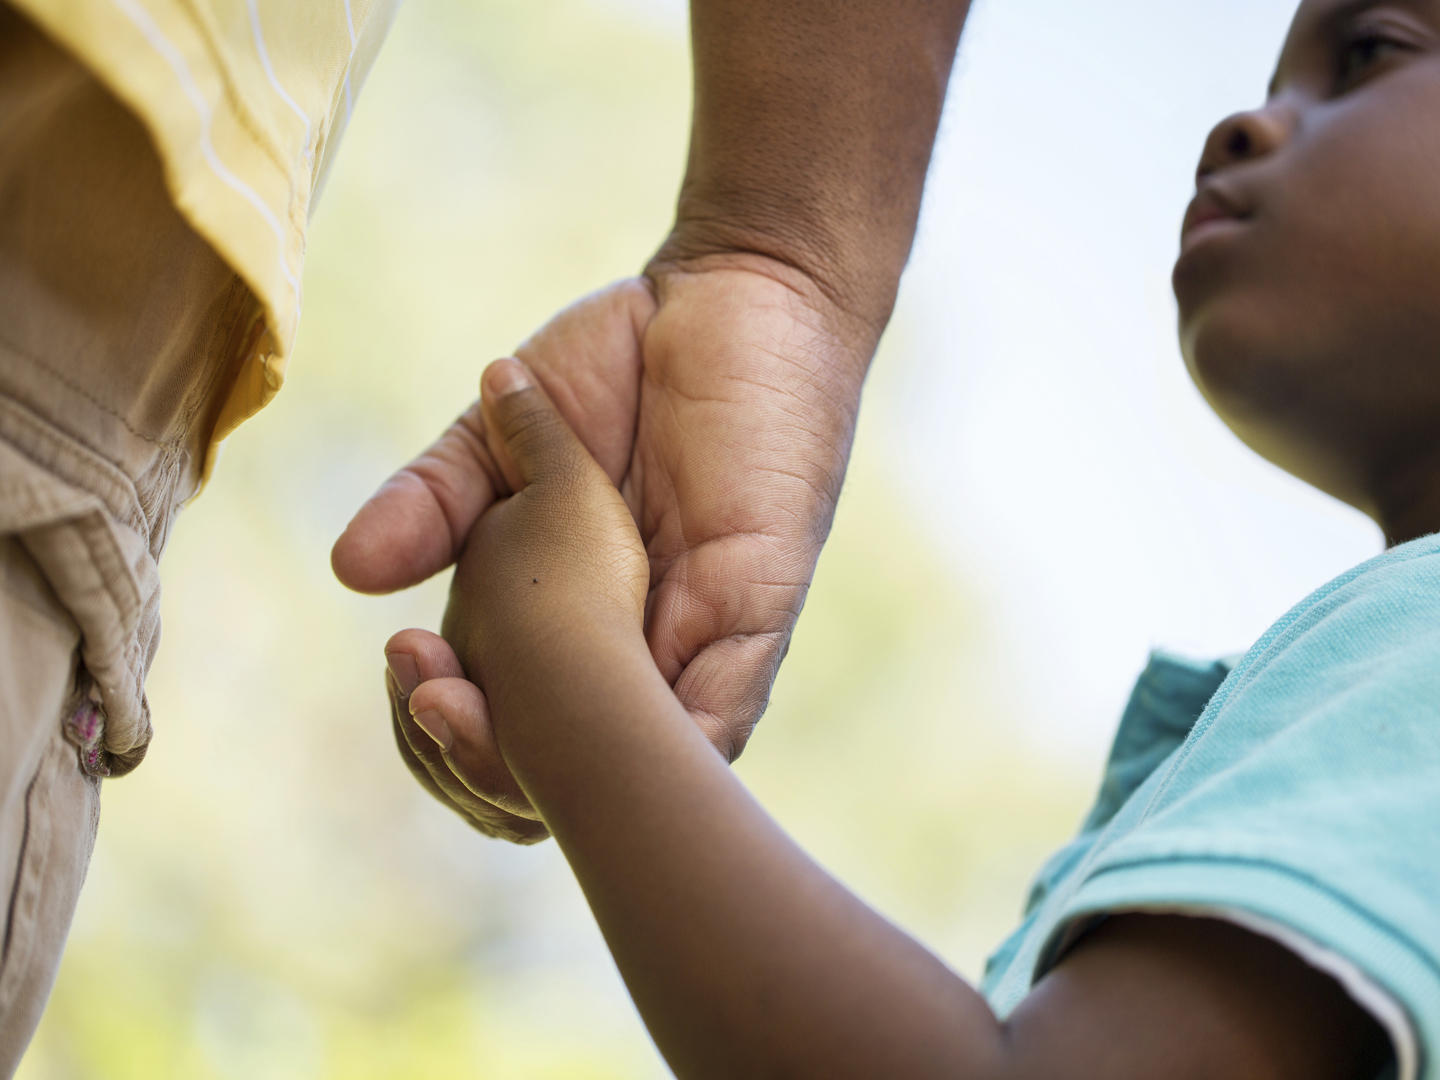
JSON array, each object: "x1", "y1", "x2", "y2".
[{"x1": 1175, "y1": 0, "x2": 1440, "y2": 538}]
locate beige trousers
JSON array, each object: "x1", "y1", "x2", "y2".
[{"x1": 0, "y1": 5, "x2": 255, "y2": 1071}]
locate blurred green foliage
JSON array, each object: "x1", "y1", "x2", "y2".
[{"x1": 19, "y1": 0, "x2": 1090, "y2": 1075}]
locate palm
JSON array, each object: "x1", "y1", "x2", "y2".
[
  {"x1": 338, "y1": 263, "x2": 869, "y2": 834},
  {"x1": 623, "y1": 268, "x2": 862, "y2": 753}
]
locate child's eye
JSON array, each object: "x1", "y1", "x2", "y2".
[{"x1": 1336, "y1": 30, "x2": 1405, "y2": 89}]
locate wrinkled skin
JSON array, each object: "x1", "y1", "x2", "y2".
[
  {"x1": 334, "y1": 0, "x2": 965, "y2": 839},
  {"x1": 337, "y1": 257, "x2": 873, "y2": 837}
]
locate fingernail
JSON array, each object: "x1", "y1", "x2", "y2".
[
  {"x1": 411, "y1": 709, "x2": 453, "y2": 752},
  {"x1": 385, "y1": 651, "x2": 420, "y2": 697},
  {"x1": 484, "y1": 358, "x2": 533, "y2": 399}
]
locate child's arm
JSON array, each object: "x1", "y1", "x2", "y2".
[{"x1": 409, "y1": 358, "x2": 1388, "y2": 1080}]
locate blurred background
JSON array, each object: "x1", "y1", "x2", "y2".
[{"x1": 19, "y1": 0, "x2": 1382, "y2": 1076}]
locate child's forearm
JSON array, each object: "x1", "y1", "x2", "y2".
[
  {"x1": 486, "y1": 631, "x2": 1005, "y2": 1079},
  {"x1": 439, "y1": 374, "x2": 1388, "y2": 1080},
  {"x1": 490, "y1": 648, "x2": 1393, "y2": 1079}
]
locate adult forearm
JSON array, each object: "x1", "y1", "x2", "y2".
[
  {"x1": 653, "y1": 0, "x2": 972, "y2": 330},
  {"x1": 489, "y1": 639, "x2": 1004, "y2": 1080}
]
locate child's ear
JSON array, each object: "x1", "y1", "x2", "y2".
[{"x1": 479, "y1": 358, "x2": 595, "y2": 492}]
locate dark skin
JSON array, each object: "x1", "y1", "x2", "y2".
[
  {"x1": 398, "y1": 362, "x2": 1391, "y2": 1079},
  {"x1": 340, "y1": 0, "x2": 970, "y2": 842},
  {"x1": 389, "y1": 0, "x2": 1432, "y2": 1073},
  {"x1": 1178, "y1": 0, "x2": 1440, "y2": 546}
]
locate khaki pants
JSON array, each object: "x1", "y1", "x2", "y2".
[{"x1": 0, "y1": 5, "x2": 254, "y2": 1070}]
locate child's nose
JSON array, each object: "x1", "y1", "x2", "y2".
[{"x1": 1196, "y1": 105, "x2": 1291, "y2": 181}]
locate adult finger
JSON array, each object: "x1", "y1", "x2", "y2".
[
  {"x1": 672, "y1": 631, "x2": 790, "y2": 763},
  {"x1": 407, "y1": 676, "x2": 532, "y2": 816},
  {"x1": 387, "y1": 671, "x2": 548, "y2": 843},
  {"x1": 386, "y1": 629, "x2": 546, "y2": 837},
  {"x1": 332, "y1": 404, "x2": 505, "y2": 595}
]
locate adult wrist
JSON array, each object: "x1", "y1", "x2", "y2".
[{"x1": 643, "y1": 230, "x2": 892, "y2": 381}]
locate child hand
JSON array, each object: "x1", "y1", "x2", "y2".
[{"x1": 405, "y1": 358, "x2": 651, "y2": 790}]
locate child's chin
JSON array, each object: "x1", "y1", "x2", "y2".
[{"x1": 1178, "y1": 300, "x2": 1277, "y2": 398}]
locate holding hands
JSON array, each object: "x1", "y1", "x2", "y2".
[
  {"x1": 338, "y1": 356, "x2": 1375, "y2": 1080},
  {"x1": 391, "y1": 357, "x2": 655, "y2": 828},
  {"x1": 336, "y1": 259, "x2": 873, "y2": 840},
  {"x1": 333, "y1": 0, "x2": 973, "y2": 839},
  {"x1": 320, "y1": 5, "x2": 1396, "y2": 1074}
]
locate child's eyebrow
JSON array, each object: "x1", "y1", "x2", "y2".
[{"x1": 1268, "y1": 0, "x2": 1436, "y2": 97}]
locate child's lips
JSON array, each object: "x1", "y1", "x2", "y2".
[{"x1": 1180, "y1": 188, "x2": 1249, "y2": 254}]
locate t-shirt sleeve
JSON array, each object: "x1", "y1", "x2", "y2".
[
  {"x1": 1039, "y1": 544, "x2": 1440, "y2": 1079},
  {"x1": 1081, "y1": 651, "x2": 1232, "y2": 834},
  {"x1": 980, "y1": 651, "x2": 1231, "y2": 996}
]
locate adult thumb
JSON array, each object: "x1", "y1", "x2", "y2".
[{"x1": 480, "y1": 358, "x2": 589, "y2": 491}]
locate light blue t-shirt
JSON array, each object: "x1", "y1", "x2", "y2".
[{"x1": 982, "y1": 534, "x2": 1440, "y2": 1079}]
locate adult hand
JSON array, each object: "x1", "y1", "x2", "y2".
[
  {"x1": 336, "y1": 0, "x2": 969, "y2": 838},
  {"x1": 334, "y1": 255, "x2": 878, "y2": 837}
]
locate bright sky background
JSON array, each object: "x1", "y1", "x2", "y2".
[{"x1": 899, "y1": 0, "x2": 1382, "y2": 753}]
